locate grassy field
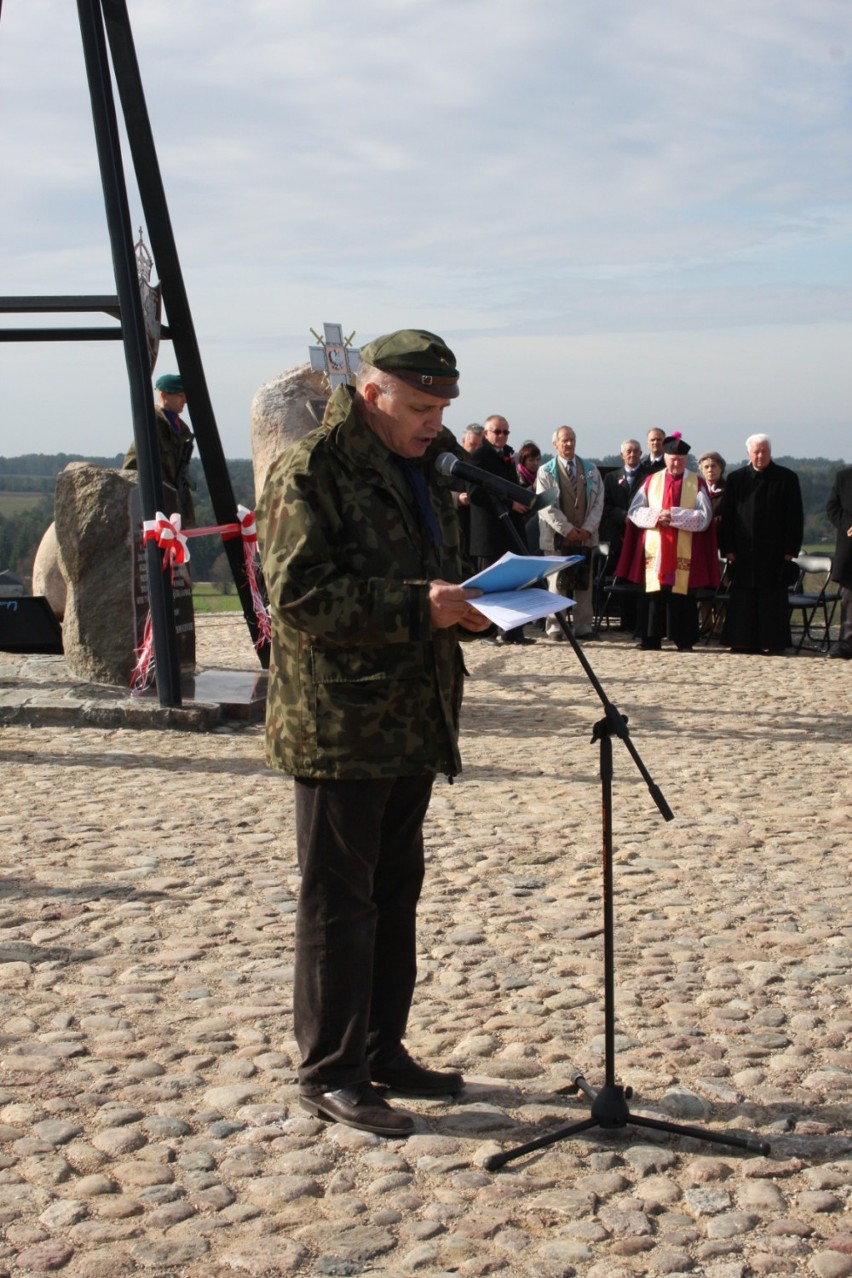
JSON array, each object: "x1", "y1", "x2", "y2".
[
  {"x1": 0, "y1": 491, "x2": 49, "y2": 516},
  {"x1": 192, "y1": 582, "x2": 245, "y2": 613}
]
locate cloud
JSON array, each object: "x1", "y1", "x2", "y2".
[{"x1": 1, "y1": 0, "x2": 850, "y2": 465}]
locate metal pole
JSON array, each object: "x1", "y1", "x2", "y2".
[
  {"x1": 101, "y1": 0, "x2": 269, "y2": 667},
  {"x1": 76, "y1": 0, "x2": 182, "y2": 706}
]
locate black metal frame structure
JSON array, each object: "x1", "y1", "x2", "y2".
[{"x1": 1, "y1": 0, "x2": 269, "y2": 706}]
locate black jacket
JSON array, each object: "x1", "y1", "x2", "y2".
[
  {"x1": 718, "y1": 461, "x2": 803, "y2": 588},
  {"x1": 827, "y1": 465, "x2": 852, "y2": 587},
  {"x1": 466, "y1": 443, "x2": 526, "y2": 561},
  {"x1": 600, "y1": 467, "x2": 643, "y2": 556}
]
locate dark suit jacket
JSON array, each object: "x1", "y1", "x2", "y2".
[
  {"x1": 827, "y1": 465, "x2": 852, "y2": 586},
  {"x1": 600, "y1": 468, "x2": 643, "y2": 557},
  {"x1": 466, "y1": 443, "x2": 526, "y2": 561},
  {"x1": 637, "y1": 455, "x2": 665, "y2": 479}
]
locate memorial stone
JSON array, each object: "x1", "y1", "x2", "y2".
[
  {"x1": 54, "y1": 462, "x2": 194, "y2": 685},
  {"x1": 249, "y1": 363, "x2": 329, "y2": 500},
  {"x1": 33, "y1": 522, "x2": 67, "y2": 620}
]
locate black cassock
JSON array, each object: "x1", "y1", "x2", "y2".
[{"x1": 718, "y1": 461, "x2": 803, "y2": 651}]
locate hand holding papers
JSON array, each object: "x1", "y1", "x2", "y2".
[{"x1": 462, "y1": 552, "x2": 583, "y2": 630}]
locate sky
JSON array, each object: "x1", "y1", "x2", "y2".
[{"x1": 1, "y1": 0, "x2": 851, "y2": 467}]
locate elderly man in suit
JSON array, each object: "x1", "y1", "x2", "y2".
[
  {"x1": 601, "y1": 438, "x2": 643, "y2": 563},
  {"x1": 600, "y1": 438, "x2": 643, "y2": 631},
  {"x1": 536, "y1": 426, "x2": 604, "y2": 640}
]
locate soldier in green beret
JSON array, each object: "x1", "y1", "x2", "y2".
[
  {"x1": 257, "y1": 329, "x2": 490, "y2": 1136},
  {"x1": 123, "y1": 373, "x2": 196, "y2": 526}
]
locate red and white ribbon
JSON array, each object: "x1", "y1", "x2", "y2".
[
  {"x1": 237, "y1": 504, "x2": 258, "y2": 545},
  {"x1": 227, "y1": 505, "x2": 269, "y2": 648},
  {"x1": 142, "y1": 511, "x2": 190, "y2": 568},
  {"x1": 130, "y1": 505, "x2": 270, "y2": 692}
]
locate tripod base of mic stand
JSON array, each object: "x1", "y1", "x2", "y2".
[{"x1": 484, "y1": 1077, "x2": 771, "y2": 1171}]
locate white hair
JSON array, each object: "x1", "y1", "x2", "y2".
[
  {"x1": 355, "y1": 361, "x2": 400, "y2": 398},
  {"x1": 621, "y1": 438, "x2": 641, "y2": 452},
  {"x1": 746, "y1": 433, "x2": 771, "y2": 451},
  {"x1": 552, "y1": 426, "x2": 575, "y2": 445}
]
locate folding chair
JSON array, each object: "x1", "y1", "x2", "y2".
[
  {"x1": 593, "y1": 542, "x2": 643, "y2": 635},
  {"x1": 697, "y1": 556, "x2": 731, "y2": 644},
  {"x1": 787, "y1": 555, "x2": 839, "y2": 653},
  {"x1": 592, "y1": 542, "x2": 614, "y2": 632}
]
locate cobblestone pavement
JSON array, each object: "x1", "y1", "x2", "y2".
[{"x1": 1, "y1": 617, "x2": 849, "y2": 1278}]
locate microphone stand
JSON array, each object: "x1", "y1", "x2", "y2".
[{"x1": 473, "y1": 487, "x2": 770, "y2": 1170}]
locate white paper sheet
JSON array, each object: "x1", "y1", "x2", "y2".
[{"x1": 469, "y1": 586, "x2": 574, "y2": 628}]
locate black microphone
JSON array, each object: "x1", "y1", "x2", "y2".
[{"x1": 435, "y1": 451, "x2": 536, "y2": 510}]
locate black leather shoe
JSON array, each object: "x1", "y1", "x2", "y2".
[
  {"x1": 370, "y1": 1047, "x2": 464, "y2": 1096},
  {"x1": 299, "y1": 1083, "x2": 414, "y2": 1136}
]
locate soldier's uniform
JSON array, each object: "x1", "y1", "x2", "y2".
[
  {"x1": 257, "y1": 331, "x2": 472, "y2": 1128},
  {"x1": 123, "y1": 373, "x2": 196, "y2": 526}
]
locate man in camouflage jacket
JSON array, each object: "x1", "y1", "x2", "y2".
[{"x1": 257, "y1": 330, "x2": 489, "y2": 1137}]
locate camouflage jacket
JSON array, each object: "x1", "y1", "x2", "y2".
[{"x1": 256, "y1": 386, "x2": 470, "y2": 781}]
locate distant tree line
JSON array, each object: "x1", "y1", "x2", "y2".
[
  {"x1": 0, "y1": 455, "x2": 255, "y2": 583},
  {"x1": 0, "y1": 496, "x2": 54, "y2": 581},
  {"x1": 190, "y1": 460, "x2": 255, "y2": 581},
  {"x1": 0, "y1": 455, "x2": 126, "y2": 494},
  {"x1": 0, "y1": 450, "x2": 846, "y2": 581}
]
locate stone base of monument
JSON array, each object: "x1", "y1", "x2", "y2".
[{"x1": 135, "y1": 668, "x2": 267, "y2": 722}]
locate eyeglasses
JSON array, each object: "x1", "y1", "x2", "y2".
[{"x1": 489, "y1": 428, "x2": 510, "y2": 436}]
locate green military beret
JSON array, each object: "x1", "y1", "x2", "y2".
[
  {"x1": 359, "y1": 329, "x2": 459, "y2": 399},
  {"x1": 155, "y1": 373, "x2": 184, "y2": 394}
]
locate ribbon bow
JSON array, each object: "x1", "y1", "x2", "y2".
[
  {"x1": 142, "y1": 511, "x2": 190, "y2": 567},
  {"x1": 237, "y1": 505, "x2": 258, "y2": 545}
]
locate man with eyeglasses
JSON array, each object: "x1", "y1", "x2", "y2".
[{"x1": 467, "y1": 415, "x2": 535, "y2": 644}]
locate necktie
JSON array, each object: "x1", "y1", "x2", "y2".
[{"x1": 395, "y1": 459, "x2": 441, "y2": 550}]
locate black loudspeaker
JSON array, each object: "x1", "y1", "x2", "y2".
[{"x1": 0, "y1": 597, "x2": 64, "y2": 654}]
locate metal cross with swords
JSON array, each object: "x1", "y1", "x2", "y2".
[{"x1": 308, "y1": 322, "x2": 360, "y2": 390}]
